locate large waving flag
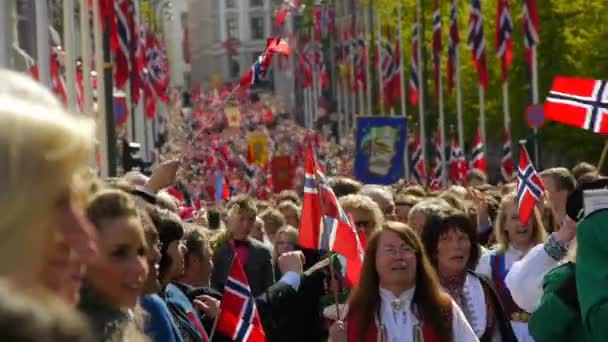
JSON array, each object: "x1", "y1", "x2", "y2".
[
  {"x1": 522, "y1": 0, "x2": 539, "y2": 66},
  {"x1": 217, "y1": 257, "x2": 265, "y2": 342},
  {"x1": 447, "y1": 0, "x2": 459, "y2": 94},
  {"x1": 544, "y1": 77, "x2": 608, "y2": 134},
  {"x1": 517, "y1": 145, "x2": 544, "y2": 224},
  {"x1": 496, "y1": 0, "x2": 513, "y2": 82},
  {"x1": 240, "y1": 38, "x2": 290, "y2": 87},
  {"x1": 467, "y1": 0, "x2": 488, "y2": 88},
  {"x1": 299, "y1": 145, "x2": 364, "y2": 285}
]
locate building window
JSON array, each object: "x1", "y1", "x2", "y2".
[
  {"x1": 250, "y1": 0, "x2": 264, "y2": 7},
  {"x1": 226, "y1": 0, "x2": 236, "y2": 9},
  {"x1": 226, "y1": 16, "x2": 239, "y2": 39},
  {"x1": 250, "y1": 16, "x2": 265, "y2": 40},
  {"x1": 229, "y1": 56, "x2": 240, "y2": 78}
]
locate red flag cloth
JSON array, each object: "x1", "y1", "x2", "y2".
[
  {"x1": 471, "y1": 130, "x2": 487, "y2": 173},
  {"x1": 495, "y1": 0, "x2": 513, "y2": 82},
  {"x1": 501, "y1": 130, "x2": 514, "y2": 181},
  {"x1": 467, "y1": 0, "x2": 489, "y2": 88},
  {"x1": 217, "y1": 257, "x2": 266, "y2": 342},
  {"x1": 544, "y1": 77, "x2": 608, "y2": 134},
  {"x1": 410, "y1": 133, "x2": 426, "y2": 185},
  {"x1": 522, "y1": 0, "x2": 539, "y2": 66},
  {"x1": 298, "y1": 145, "x2": 363, "y2": 286},
  {"x1": 271, "y1": 156, "x2": 293, "y2": 193},
  {"x1": 76, "y1": 67, "x2": 84, "y2": 112},
  {"x1": 275, "y1": 6, "x2": 289, "y2": 27},
  {"x1": 449, "y1": 136, "x2": 468, "y2": 184},
  {"x1": 517, "y1": 146, "x2": 544, "y2": 224},
  {"x1": 50, "y1": 55, "x2": 68, "y2": 105},
  {"x1": 113, "y1": 0, "x2": 132, "y2": 89},
  {"x1": 409, "y1": 18, "x2": 420, "y2": 106}
]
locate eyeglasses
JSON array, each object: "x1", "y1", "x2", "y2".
[{"x1": 381, "y1": 245, "x2": 416, "y2": 257}]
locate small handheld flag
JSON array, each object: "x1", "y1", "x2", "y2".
[{"x1": 517, "y1": 144, "x2": 544, "y2": 224}]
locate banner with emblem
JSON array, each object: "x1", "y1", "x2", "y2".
[
  {"x1": 355, "y1": 117, "x2": 407, "y2": 185},
  {"x1": 248, "y1": 133, "x2": 269, "y2": 166},
  {"x1": 271, "y1": 155, "x2": 293, "y2": 192},
  {"x1": 225, "y1": 106, "x2": 242, "y2": 128}
]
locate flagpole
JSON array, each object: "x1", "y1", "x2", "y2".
[
  {"x1": 93, "y1": 0, "x2": 109, "y2": 177},
  {"x1": 479, "y1": 85, "x2": 486, "y2": 156},
  {"x1": 80, "y1": 0, "x2": 93, "y2": 116},
  {"x1": 416, "y1": 0, "x2": 427, "y2": 183},
  {"x1": 376, "y1": 11, "x2": 384, "y2": 116},
  {"x1": 35, "y1": 1, "x2": 51, "y2": 87},
  {"x1": 342, "y1": 65, "x2": 350, "y2": 134},
  {"x1": 531, "y1": 45, "x2": 540, "y2": 167},
  {"x1": 337, "y1": 77, "x2": 343, "y2": 142},
  {"x1": 398, "y1": 0, "x2": 409, "y2": 180},
  {"x1": 349, "y1": 35, "x2": 357, "y2": 130},
  {"x1": 438, "y1": 63, "x2": 447, "y2": 188},
  {"x1": 455, "y1": 30, "x2": 464, "y2": 153},
  {"x1": 503, "y1": 80, "x2": 510, "y2": 132},
  {"x1": 63, "y1": 0, "x2": 77, "y2": 111},
  {"x1": 364, "y1": 5, "x2": 372, "y2": 116}
]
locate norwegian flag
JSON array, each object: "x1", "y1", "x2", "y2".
[
  {"x1": 410, "y1": 133, "x2": 426, "y2": 185},
  {"x1": 299, "y1": 41, "x2": 314, "y2": 88},
  {"x1": 312, "y1": 5, "x2": 335, "y2": 41},
  {"x1": 132, "y1": 25, "x2": 146, "y2": 105},
  {"x1": 517, "y1": 146, "x2": 544, "y2": 224},
  {"x1": 352, "y1": 32, "x2": 368, "y2": 91},
  {"x1": 432, "y1": 1, "x2": 442, "y2": 101},
  {"x1": 429, "y1": 131, "x2": 443, "y2": 190},
  {"x1": 299, "y1": 145, "x2": 364, "y2": 286},
  {"x1": 146, "y1": 33, "x2": 170, "y2": 103},
  {"x1": 240, "y1": 38, "x2": 290, "y2": 87},
  {"x1": 275, "y1": 0, "x2": 303, "y2": 27},
  {"x1": 449, "y1": 136, "x2": 468, "y2": 184},
  {"x1": 471, "y1": 130, "x2": 487, "y2": 172},
  {"x1": 544, "y1": 77, "x2": 608, "y2": 134},
  {"x1": 522, "y1": 0, "x2": 539, "y2": 66},
  {"x1": 467, "y1": 0, "x2": 489, "y2": 88},
  {"x1": 216, "y1": 257, "x2": 266, "y2": 342},
  {"x1": 447, "y1": 0, "x2": 459, "y2": 95},
  {"x1": 495, "y1": 0, "x2": 513, "y2": 82},
  {"x1": 377, "y1": 39, "x2": 399, "y2": 109},
  {"x1": 114, "y1": 0, "x2": 132, "y2": 89},
  {"x1": 409, "y1": 18, "x2": 420, "y2": 106},
  {"x1": 501, "y1": 130, "x2": 514, "y2": 181}
]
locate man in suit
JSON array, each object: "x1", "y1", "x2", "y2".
[{"x1": 210, "y1": 195, "x2": 274, "y2": 297}]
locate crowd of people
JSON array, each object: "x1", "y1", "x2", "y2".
[{"x1": 2, "y1": 66, "x2": 608, "y2": 342}]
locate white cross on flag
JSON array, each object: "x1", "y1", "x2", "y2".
[{"x1": 544, "y1": 76, "x2": 608, "y2": 134}]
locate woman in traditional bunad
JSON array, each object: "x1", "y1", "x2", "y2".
[
  {"x1": 422, "y1": 211, "x2": 516, "y2": 341},
  {"x1": 476, "y1": 193, "x2": 547, "y2": 342},
  {"x1": 328, "y1": 221, "x2": 478, "y2": 342}
]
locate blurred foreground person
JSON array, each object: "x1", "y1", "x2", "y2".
[
  {"x1": 0, "y1": 69, "x2": 96, "y2": 291},
  {"x1": 329, "y1": 221, "x2": 478, "y2": 341},
  {"x1": 80, "y1": 190, "x2": 150, "y2": 342}
]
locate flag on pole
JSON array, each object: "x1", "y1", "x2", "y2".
[
  {"x1": 216, "y1": 257, "x2": 266, "y2": 342},
  {"x1": 496, "y1": 0, "x2": 513, "y2": 82},
  {"x1": 299, "y1": 145, "x2": 364, "y2": 286},
  {"x1": 517, "y1": 145, "x2": 544, "y2": 224},
  {"x1": 449, "y1": 136, "x2": 468, "y2": 184},
  {"x1": 471, "y1": 130, "x2": 487, "y2": 172},
  {"x1": 429, "y1": 131, "x2": 443, "y2": 190},
  {"x1": 467, "y1": 0, "x2": 489, "y2": 88},
  {"x1": 501, "y1": 130, "x2": 514, "y2": 181},
  {"x1": 409, "y1": 18, "x2": 420, "y2": 106},
  {"x1": 114, "y1": 0, "x2": 133, "y2": 89},
  {"x1": 240, "y1": 38, "x2": 290, "y2": 87},
  {"x1": 410, "y1": 133, "x2": 426, "y2": 185},
  {"x1": 522, "y1": 0, "x2": 539, "y2": 66},
  {"x1": 447, "y1": 0, "x2": 459, "y2": 95},
  {"x1": 432, "y1": 1, "x2": 442, "y2": 100},
  {"x1": 544, "y1": 77, "x2": 608, "y2": 134}
]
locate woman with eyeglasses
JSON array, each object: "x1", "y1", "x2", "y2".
[
  {"x1": 339, "y1": 194, "x2": 384, "y2": 240},
  {"x1": 328, "y1": 221, "x2": 478, "y2": 342}
]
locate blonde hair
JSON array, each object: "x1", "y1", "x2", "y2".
[
  {"x1": 0, "y1": 70, "x2": 94, "y2": 285},
  {"x1": 494, "y1": 192, "x2": 547, "y2": 252},
  {"x1": 272, "y1": 225, "x2": 299, "y2": 261},
  {"x1": 339, "y1": 194, "x2": 384, "y2": 233}
]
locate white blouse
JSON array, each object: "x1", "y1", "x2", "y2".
[{"x1": 378, "y1": 287, "x2": 479, "y2": 342}]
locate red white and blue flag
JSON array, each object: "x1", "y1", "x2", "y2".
[
  {"x1": 544, "y1": 77, "x2": 608, "y2": 134},
  {"x1": 377, "y1": 39, "x2": 398, "y2": 109},
  {"x1": 501, "y1": 130, "x2": 514, "y2": 181},
  {"x1": 471, "y1": 130, "x2": 487, "y2": 172},
  {"x1": 114, "y1": 0, "x2": 133, "y2": 89},
  {"x1": 447, "y1": 0, "x2": 459, "y2": 95},
  {"x1": 496, "y1": 0, "x2": 513, "y2": 82},
  {"x1": 299, "y1": 145, "x2": 363, "y2": 285},
  {"x1": 467, "y1": 0, "x2": 488, "y2": 88},
  {"x1": 312, "y1": 5, "x2": 335, "y2": 40},
  {"x1": 449, "y1": 136, "x2": 468, "y2": 184},
  {"x1": 240, "y1": 38, "x2": 290, "y2": 87},
  {"x1": 432, "y1": 1, "x2": 442, "y2": 100},
  {"x1": 517, "y1": 146, "x2": 544, "y2": 224},
  {"x1": 275, "y1": 0, "x2": 303, "y2": 27},
  {"x1": 146, "y1": 33, "x2": 170, "y2": 103},
  {"x1": 429, "y1": 130, "x2": 443, "y2": 190},
  {"x1": 409, "y1": 18, "x2": 420, "y2": 106},
  {"x1": 410, "y1": 133, "x2": 426, "y2": 185},
  {"x1": 522, "y1": 0, "x2": 539, "y2": 66},
  {"x1": 217, "y1": 257, "x2": 265, "y2": 342}
]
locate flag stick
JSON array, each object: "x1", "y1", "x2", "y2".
[
  {"x1": 63, "y1": 0, "x2": 77, "y2": 111},
  {"x1": 455, "y1": 30, "x2": 464, "y2": 154},
  {"x1": 531, "y1": 45, "x2": 540, "y2": 167},
  {"x1": 597, "y1": 140, "x2": 608, "y2": 172},
  {"x1": 208, "y1": 308, "x2": 220, "y2": 341},
  {"x1": 503, "y1": 80, "x2": 510, "y2": 131},
  {"x1": 479, "y1": 85, "x2": 486, "y2": 155},
  {"x1": 328, "y1": 254, "x2": 342, "y2": 322},
  {"x1": 337, "y1": 78, "x2": 343, "y2": 142},
  {"x1": 398, "y1": 1, "x2": 407, "y2": 119},
  {"x1": 415, "y1": 0, "x2": 427, "y2": 183},
  {"x1": 376, "y1": 12, "x2": 384, "y2": 116},
  {"x1": 348, "y1": 32, "x2": 357, "y2": 130},
  {"x1": 438, "y1": 60, "x2": 447, "y2": 188}
]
